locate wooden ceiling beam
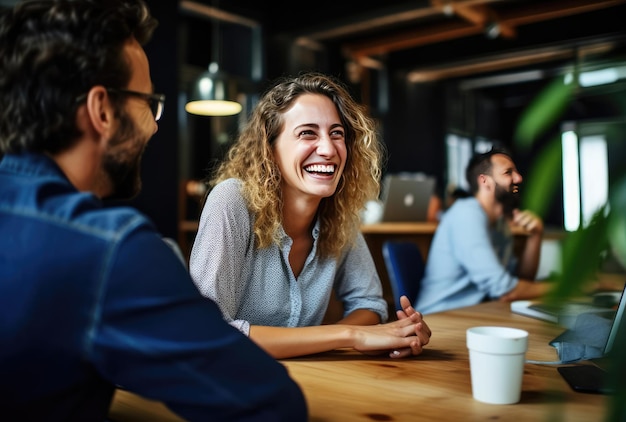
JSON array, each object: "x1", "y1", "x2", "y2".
[
  {"x1": 299, "y1": 0, "x2": 506, "y2": 42},
  {"x1": 345, "y1": 0, "x2": 625, "y2": 60},
  {"x1": 344, "y1": 20, "x2": 484, "y2": 59},
  {"x1": 406, "y1": 46, "x2": 575, "y2": 82},
  {"x1": 446, "y1": 2, "x2": 489, "y2": 26},
  {"x1": 456, "y1": 3, "x2": 516, "y2": 38}
]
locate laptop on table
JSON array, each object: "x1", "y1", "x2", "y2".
[
  {"x1": 379, "y1": 174, "x2": 435, "y2": 222},
  {"x1": 558, "y1": 284, "x2": 625, "y2": 394},
  {"x1": 514, "y1": 284, "x2": 626, "y2": 394},
  {"x1": 511, "y1": 292, "x2": 620, "y2": 329}
]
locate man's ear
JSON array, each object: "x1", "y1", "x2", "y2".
[
  {"x1": 84, "y1": 86, "x2": 114, "y2": 137},
  {"x1": 478, "y1": 174, "x2": 491, "y2": 190}
]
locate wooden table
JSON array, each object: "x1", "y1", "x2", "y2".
[
  {"x1": 282, "y1": 300, "x2": 607, "y2": 422},
  {"x1": 108, "y1": 300, "x2": 609, "y2": 421}
]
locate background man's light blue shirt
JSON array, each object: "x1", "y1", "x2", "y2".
[{"x1": 415, "y1": 197, "x2": 518, "y2": 314}]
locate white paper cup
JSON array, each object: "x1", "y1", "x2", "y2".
[{"x1": 466, "y1": 326, "x2": 528, "y2": 404}]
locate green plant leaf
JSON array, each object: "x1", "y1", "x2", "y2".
[
  {"x1": 510, "y1": 63, "x2": 626, "y2": 422},
  {"x1": 608, "y1": 175, "x2": 626, "y2": 270},
  {"x1": 549, "y1": 209, "x2": 610, "y2": 299},
  {"x1": 522, "y1": 136, "x2": 562, "y2": 217},
  {"x1": 514, "y1": 77, "x2": 574, "y2": 150}
]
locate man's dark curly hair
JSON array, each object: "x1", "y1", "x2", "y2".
[{"x1": 0, "y1": 0, "x2": 158, "y2": 155}]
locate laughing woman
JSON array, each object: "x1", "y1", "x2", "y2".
[{"x1": 189, "y1": 72, "x2": 431, "y2": 359}]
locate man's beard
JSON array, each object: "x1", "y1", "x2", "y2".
[
  {"x1": 494, "y1": 182, "x2": 520, "y2": 219},
  {"x1": 102, "y1": 113, "x2": 146, "y2": 200}
]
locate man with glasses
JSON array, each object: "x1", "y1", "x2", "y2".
[{"x1": 0, "y1": 1, "x2": 306, "y2": 421}]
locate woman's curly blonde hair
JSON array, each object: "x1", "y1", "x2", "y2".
[{"x1": 210, "y1": 72, "x2": 385, "y2": 258}]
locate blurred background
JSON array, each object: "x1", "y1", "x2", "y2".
[{"x1": 2, "y1": 0, "x2": 624, "y2": 256}]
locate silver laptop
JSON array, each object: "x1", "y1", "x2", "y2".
[
  {"x1": 511, "y1": 289, "x2": 621, "y2": 329},
  {"x1": 379, "y1": 174, "x2": 435, "y2": 222},
  {"x1": 512, "y1": 283, "x2": 625, "y2": 393},
  {"x1": 556, "y1": 283, "x2": 626, "y2": 393}
]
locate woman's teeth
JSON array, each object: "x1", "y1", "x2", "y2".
[{"x1": 305, "y1": 164, "x2": 335, "y2": 174}]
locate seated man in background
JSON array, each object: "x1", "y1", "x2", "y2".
[
  {"x1": 0, "y1": 1, "x2": 305, "y2": 420},
  {"x1": 415, "y1": 147, "x2": 552, "y2": 314}
]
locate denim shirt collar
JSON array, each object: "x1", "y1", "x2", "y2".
[{"x1": 1, "y1": 152, "x2": 70, "y2": 183}]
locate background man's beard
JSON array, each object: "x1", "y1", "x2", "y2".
[
  {"x1": 495, "y1": 183, "x2": 520, "y2": 218},
  {"x1": 102, "y1": 114, "x2": 145, "y2": 200}
]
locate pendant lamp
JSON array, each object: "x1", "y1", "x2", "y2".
[
  {"x1": 184, "y1": 1, "x2": 242, "y2": 116},
  {"x1": 185, "y1": 62, "x2": 242, "y2": 116}
]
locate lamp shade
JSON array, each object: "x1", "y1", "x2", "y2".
[{"x1": 185, "y1": 63, "x2": 242, "y2": 116}]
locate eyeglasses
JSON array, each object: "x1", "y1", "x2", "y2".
[
  {"x1": 105, "y1": 88, "x2": 165, "y2": 121},
  {"x1": 75, "y1": 88, "x2": 165, "y2": 121}
]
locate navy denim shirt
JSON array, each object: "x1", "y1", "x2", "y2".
[{"x1": 0, "y1": 153, "x2": 306, "y2": 421}]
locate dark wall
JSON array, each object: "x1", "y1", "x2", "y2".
[
  {"x1": 384, "y1": 74, "x2": 447, "y2": 196},
  {"x1": 123, "y1": 0, "x2": 180, "y2": 239}
]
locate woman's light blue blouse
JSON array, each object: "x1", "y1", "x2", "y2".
[{"x1": 189, "y1": 178, "x2": 388, "y2": 335}]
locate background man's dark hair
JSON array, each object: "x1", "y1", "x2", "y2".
[{"x1": 0, "y1": 0, "x2": 158, "y2": 155}]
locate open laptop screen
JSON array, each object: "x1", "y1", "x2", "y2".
[{"x1": 603, "y1": 283, "x2": 626, "y2": 355}]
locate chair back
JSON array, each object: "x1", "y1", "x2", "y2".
[{"x1": 382, "y1": 241, "x2": 425, "y2": 311}]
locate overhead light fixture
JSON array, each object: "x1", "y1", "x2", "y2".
[
  {"x1": 484, "y1": 22, "x2": 501, "y2": 40},
  {"x1": 185, "y1": 62, "x2": 242, "y2": 116},
  {"x1": 441, "y1": 3, "x2": 454, "y2": 16},
  {"x1": 184, "y1": 1, "x2": 242, "y2": 117}
]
